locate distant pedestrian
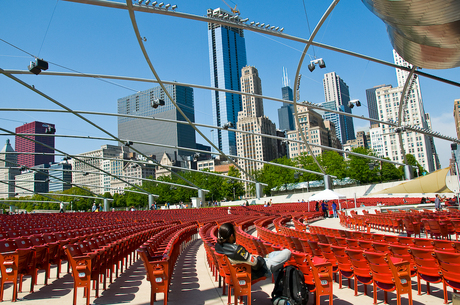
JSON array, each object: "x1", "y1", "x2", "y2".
[
  {"x1": 332, "y1": 202, "x2": 337, "y2": 218},
  {"x1": 435, "y1": 194, "x2": 441, "y2": 211},
  {"x1": 321, "y1": 201, "x2": 329, "y2": 218},
  {"x1": 91, "y1": 202, "x2": 97, "y2": 212},
  {"x1": 59, "y1": 202, "x2": 65, "y2": 213},
  {"x1": 315, "y1": 201, "x2": 319, "y2": 212}
]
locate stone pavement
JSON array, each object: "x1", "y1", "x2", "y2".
[{"x1": 1, "y1": 218, "x2": 450, "y2": 304}]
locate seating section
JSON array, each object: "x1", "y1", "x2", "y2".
[{"x1": 2, "y1": 205, "x2": 460, "y2": 305}]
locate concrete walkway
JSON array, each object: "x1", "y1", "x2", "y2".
[{"x1": 1, "y1": 218, "x2": 451, "y2": 304}]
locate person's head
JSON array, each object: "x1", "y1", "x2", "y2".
[{"x1": 217, "y1": 222, "x2": 236, "y2": 245}]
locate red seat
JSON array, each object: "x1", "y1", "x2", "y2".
[
  {"x1": 317, "y1": 242, "x2": 339, "y2": 282},
  {"x1": 408, "y1": 247, "x2": 442, "y2": 296},
  {"x1": 413, "y1": 238, "x2": 434, "y2": 249},
  {"x1": 363, "y1": 251, "x2": 413, "y2": 305},
  {"x1": 29, "y1": 235, "x2": 51, "y2": 285},
  {"x1": 433, "y1": 250, "x2": 460, "y2": 304},
  {"x1": 330, "y1": 245, "x2": 354, "y2": 289},
  {"x1": 0, "y1": 239, "x2": 36, "y2": 302},
  {"x1": 403, "y1": 218, "x2": 421, "y2": 237},
  {"x1": 345, "y1": 248, "x2": 373, "y2": 297},
  {"x1": 64, "y1": 243, "x2": 101, "y2": 305},
  {"x1": 388, "y1": 244, "x2": 417, "y2": 277},
  {"x1": 42, "y1": 233, "x2": 65, "y2": 279}
]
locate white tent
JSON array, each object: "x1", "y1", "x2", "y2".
[{"x1": 309, "y1": 189, "x2": 346, "y2": 211}]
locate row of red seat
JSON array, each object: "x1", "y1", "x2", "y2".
[
  {"x1": 137, "y1": 223, "x2": 198, "y2": 305},
  {"x1": 306, "y1": 224, "x2": 460, "y2": 304},
  {"x1": 0, "y1": 219, "x2": 167, "y2": 303},
  {"x1": 345, "y1": 210, "x2": 460, "y2": 240}
]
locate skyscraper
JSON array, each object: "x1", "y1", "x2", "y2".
[
  {"x1": 369, "y1": 50, "x2": 438, "y2": 172},
  {"x1": 236, "y1": 66, "x2": 278, "y2": 179},
  {"x1": 278, "y1": 68, "x2": 296, "y2": 132},
  {"x1": 323, "y1": 72, "x2": 355, "y2": 144},
  {"x1": 454, "y1": 99, "x2": 460, "y2": 139},
  {"x1": 0, "y1": 139, "x2": 19, "y2": 198},
  {"x1": 208, "y1": 8, "x2": 247, "y2": 155},
  {"x1": 117, "y1": 84, "x2": 195, "y2": 162},
  {"x1": 15, "y1": 121, "x2": 55, "y2": 167},
  {"x1": 366, "y1": 84, "x2": 390, "y2": 124}
]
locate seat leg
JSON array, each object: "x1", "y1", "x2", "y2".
[
  {"x1": 373, "y1": 283, "x2": 377, "y2": 304},
  {"x1": 443, "y1": 281, "x2": 448, "y2": 304}
]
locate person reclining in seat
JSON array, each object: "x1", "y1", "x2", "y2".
[{"x1": 215, "y1": 223, "x2": 292, "y2": 280}]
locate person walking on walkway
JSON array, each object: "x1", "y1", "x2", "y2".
[
  {"x1": 332, "y1": 201, "x2": 337, "y2": 218},
  {"x1": 215, "y1": 223, "x2": 291, "y2": 280},
  {"x1": 435, "y1": 194, "x2": 441, "y2": 211},
  {"x1": 321, "y1": 200, "x2": 329, "y2": 218}
]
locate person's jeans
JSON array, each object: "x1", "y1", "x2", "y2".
[
  {"x1": 264, "y1": 249, "x2": 292, "y2": 279},
  {"x1": 333, "y1": 210, "x2": 338, "y2": 218}
]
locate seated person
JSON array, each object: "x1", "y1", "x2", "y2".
[{"x1": 214, "y1": 223, "x2": 291, "y2": 280}]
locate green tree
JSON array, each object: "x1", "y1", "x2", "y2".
[
  {"x1": 318, "y1": 151, "x2": 347, "y2": 179},
  {"x1": 296, "y1": 154, "x2": 322, "y2": 182},
  {"x1": 347, "y1": 147, "x2": 380, "y2": 184},
  {"x1": 380, "y1": 159, "x2": 401, "y2": 182},
  {"x1": 398, "y1": 154, "x2": 426, "y2": 178},
  {"x1": 258, "y1": 156, "x2": 297, "y2": 195},
  {"x1": 222, "y1": 166, "x2": 245, "y2": 200}
]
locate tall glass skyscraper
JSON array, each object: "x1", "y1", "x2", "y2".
[
  {"x1": 278, "y1": 68, "x2": 295, "y2": 131},
  {"x1": 208, "y1": 8, "x2": 247, "y2": 155},
  {"x1": 323, "y1": 72, "x2": 355, "y2": 144}
]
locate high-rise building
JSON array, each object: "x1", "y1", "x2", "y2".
[
  {"x1": 343, "y1": 130, "x2": 369, "y2": 152},
  {"x1": 369, "y1": 51, "x2": 437, "y2": 172},
  {"x1": 425, "y1": 113, "x2": 441, "y2": 170},
  {"x1": 118, "y1": 84, "x2": 195, "y2": 162},
  {"x1": 48, "y1": 162, "x2": 72, "y2": 193},
  {"x1": 287, "y1": 107, "x2": 340, "y2": 158},
  {"x1": 236, "y1": 66, "x2": 278, "y2": 178},
  {"x1": 208, "y1": 8, "x2": 247, "y2": 156},
  {"x1": 366, "y1": 84, "x2": 390, "y2": 124},
  {"x1": 0, "y1": 139, "x2": 19, "y2": 198},
  {"x1": 71, "y1": 145, "x2": 129, "y2": 194},
  {"x1": 15, "y1": 164, "x2": 50, "y2": 196},
  {"x1": 110, "y1": 152, "x2": 156, "y2": 195},
  {"x1": 278, "y1": 68, "x2": 296, "y2": 132},
  {"x1": 323, "y1": 72, "x2": 355, "y2": 144},
  {"x1": 15, "y1": 121, "x2": 55, "y2": 167},
  {"x1": 454, "y1": 99, "x2": 460, "y2": 139}
]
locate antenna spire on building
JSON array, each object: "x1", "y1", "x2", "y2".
[{"x1": 282, "y1": 67, "x2": 290, "y2": 87}]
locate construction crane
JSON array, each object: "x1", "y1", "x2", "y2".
[{"x1": 222, "y1": 0, "x2": 240, "y2": 15}]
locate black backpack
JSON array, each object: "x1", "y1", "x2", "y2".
[{"x1": 271, "y1": 265, "x2": 308, "y2": 305}]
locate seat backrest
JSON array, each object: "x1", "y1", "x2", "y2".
[
  {"x1": 413, "y1": 238, "x2": 434, "y2": 249},
  {"x1": 345, "y1": 248, "x2": 371, "y2": 277},
  {"x1": 433, "y1": 250, "x2": 460, "y2": 281},
  {"x1": 331, "y1": 245, "x2": 352, "y2": 270},
  {"x1": 0, "y1": 239, "x2": 18, "y2": 253},
  {"x1": 432, "y1": 240, "x2": 456, "y2": 252},
  {"x1": 408, "y1": 247, "x2": 440, "y2": 277},
  {"x1": 358, "y1": 240, "x2": 374, "y2": 251},
  {"x1": 345, "y1": 238, "x2": 360, "y2": 249},
  {"x1": 307, "y1": 240, "x2": 323, "y2": 257},
  {"x1": 362, "y1": 251, "x2": 393, "y2": 283},
  {"x1": 14, "y1": 237, "x2": 34, "y2": 249},
  {"x1": 383, "y1": 235, "x2": 399, "y2": 244},
  {"x1": 397, "y1": 236, "x2": 414, "y2": 246}
]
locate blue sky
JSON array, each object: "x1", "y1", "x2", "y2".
[{"x1": 1, "y1": 0, "x2": 459, "y2": 168}]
